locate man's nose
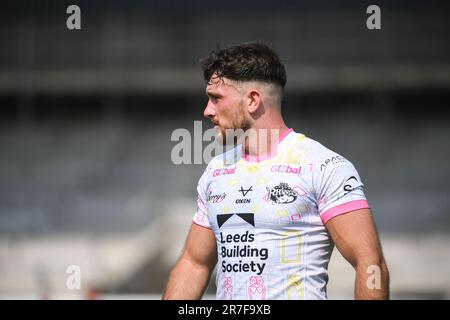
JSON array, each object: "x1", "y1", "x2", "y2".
[{"x1": 203, "y1": 101, "x2": 215, "y2": 119}]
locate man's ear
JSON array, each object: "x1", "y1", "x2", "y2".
[{"x1": 247, "y1": 90, "x2": 261, "y2": 114}]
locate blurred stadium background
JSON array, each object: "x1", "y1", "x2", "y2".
[{"x1": 0, "y1": 0, "x2": 449, "y2": 299}]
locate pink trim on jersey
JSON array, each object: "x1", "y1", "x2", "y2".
[
  {"x1": 198, "y1": 196, "x2": 208, "y2": 213},
  {"x1": 244, "y1": 128, "x2": 293, "y2": 162},
  {"x1": 193, "y1": 220, "x2": 212, "y2": 230},
  {"x1": 321, "y1": 200, "x2": 370, "y2": 224}
]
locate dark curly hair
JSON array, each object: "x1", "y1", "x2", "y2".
[{"x1": 200, "y1": 42, "x2": 287, "y2": 90}]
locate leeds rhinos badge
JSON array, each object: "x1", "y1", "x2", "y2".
[{"x1": 266, "y1": 182, "x2": 298, "y2": 204}]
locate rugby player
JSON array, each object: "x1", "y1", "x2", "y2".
[{"x1": 163, "y1": 42, "x2": 389, "y2": 300}]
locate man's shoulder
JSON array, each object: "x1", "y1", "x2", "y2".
[
  {"x1": 287, "y1": 132, "x2": 351, "y2": 170},
  {"x1": 288, "y1": 132, "x2": 337, "y2": 159}
]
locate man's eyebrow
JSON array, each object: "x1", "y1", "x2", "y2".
[{"x1": 206, "y1": 91, "x2": 221, "y2": 97}]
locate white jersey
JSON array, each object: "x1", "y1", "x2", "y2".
[{"x1": 192, "y1": 129, "x2": 369, "y2": 300}]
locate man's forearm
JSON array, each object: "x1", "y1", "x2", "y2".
[
  {"x1": 355, "y1": 260, "x2": 390, "y2": 299},
  {"x1": 162, "y1": 257, "x2": 213, "y2": 300}
]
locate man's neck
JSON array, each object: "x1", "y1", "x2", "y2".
[{"x1": 243, "y1": 124, "x2": 290, "y2": 160}]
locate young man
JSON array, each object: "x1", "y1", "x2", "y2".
[{"x1": 163, "y1": 42, "x2": 389, "y2": 300}]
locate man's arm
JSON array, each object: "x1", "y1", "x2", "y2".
[
  {"x1": 162, "y1": 223, "x2": 217, "y2": 300},
  {"x1": 325, "y1": 208, "x2": 390, "y2": 299}
]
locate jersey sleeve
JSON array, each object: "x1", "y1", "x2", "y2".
[
  {"x1": 314, "y1": 152, "x2": 370, "y2": 224},
  {"x1": 192, "y1": 166, "x2": 212, "y2": 229}
]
